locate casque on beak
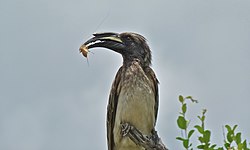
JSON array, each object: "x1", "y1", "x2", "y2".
[{"x1": 79, "y1": 32, "x2": 124, "y2": 58}]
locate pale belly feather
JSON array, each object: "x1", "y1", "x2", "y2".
[{"x1": 113, "y1": 77, "x2": 155, "y2": 150}]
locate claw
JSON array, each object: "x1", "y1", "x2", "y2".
[
  {"x1": 121, "y1": 123, "x2": 131, "y2": 137},
  {"x1": 120, "y1": 122, "x2": 168, "y2": 150}
]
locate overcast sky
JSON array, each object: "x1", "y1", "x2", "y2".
[{"x1": 1, "y1": 0, "x2": 250, "y2": 149}]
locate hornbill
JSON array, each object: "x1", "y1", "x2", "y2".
[{"x1": 80, "y1": 32, "x2": 159, "y2": 150}]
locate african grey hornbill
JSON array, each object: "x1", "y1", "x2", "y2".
[{"x1": 80, "y1": 32, "x2": 159, "y2": 150}]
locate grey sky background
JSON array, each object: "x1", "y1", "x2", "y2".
[{"x1": 1, "y1": 0, "x2": 250, "y2": 149}]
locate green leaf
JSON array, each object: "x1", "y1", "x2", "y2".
[
  {"x1": 182, "y1": 103, "x2": 187, "y2": 114},
  {"x1": 179, "y1": 95, "x2": 184, "y2": 103},
  {"x1": 176, "y1": 137, "x2": 185, "y2": 141},
  {"x1": 185, "y1": 96, "x2": 193, "y2": 99},
  {"x1": 197, "y1": 144, "x2": 205, "y2": 149},
  {"x1": 188, "y1": 130, "x2": 195, "y2": 138},
  {"x1": 238, "y1": 143, "x2": 243, "y2": 150},
  {"x1": 198, "y1": 136, "x2": 205, "y2": 143},
  {"x1": 177, "y1": 116, "x2": 187, "y2": 130},
  {"x1": 202, "y1": 109, "x2": 207, "y2": 115},
  {"x1": 185, "y1": 96, "x2": 198, "y2": 103},
  {"x1": 201, "y1": 115, "x2": 205, "y2": 122},
  {"x1": 242, "y1": 140, "x2": 247, "y2": 149},
  {"x1": 183, "y1": 139, "x2": 189, "y2": 148},
  {"x1": 194, "y1": 125, "x2": 204, "y2": 134},
  {"x1": 224, "y1": 142, "x2": 230, "y2": 148},
  {"x1": 225, "y1": 125, "x2": 232, "y2": 132},
  {"x1": 210, "y1": 144, "x2": 216, "y2": 148},
  {"x1": 235, "y1": 132, "x2": 242, "y2": 144},
  {"x1": 227, "y1": 131, "x2": 233, "y2": 143},
  {"x1": 232, "y1": 125, "x2": 238, "y2": 132},
  {"x1": 189, "y1": 143, "x2": 192, "y2": 147},
  {"x1": 203, "y1": 130, "x2": 211, "y2": 143}
]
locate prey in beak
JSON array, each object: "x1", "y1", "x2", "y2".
[{"x1": 79, "y1": 32, "x2": 124, "y2": 58}]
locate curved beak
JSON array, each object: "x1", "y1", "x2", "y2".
[{"x1": 79, "y1": 32, "x2": 125, "y2": 57}]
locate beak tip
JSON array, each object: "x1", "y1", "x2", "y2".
[{"x1": 92, "y1": 32, "x2": 100, "y2": 37}]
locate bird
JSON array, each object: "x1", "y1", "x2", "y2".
[{"x1": 80, "y1": 32, "x2": 159, "y2": 150}]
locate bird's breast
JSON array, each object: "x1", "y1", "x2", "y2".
[{"x1": 114, "y1": 63, "x2": 155, "y2": 149}]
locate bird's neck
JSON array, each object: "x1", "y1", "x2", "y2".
[{"x1": 123, "y1": 58, "x2": 149, "y2": 70}]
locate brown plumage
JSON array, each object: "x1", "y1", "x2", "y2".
[{"x1": 80, "y1": 32, "x2": 159, "y2": 150}]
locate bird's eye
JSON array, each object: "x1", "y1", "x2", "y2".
[{"x1": 126, "y1": 36, "x2": 132, "y2": 41}]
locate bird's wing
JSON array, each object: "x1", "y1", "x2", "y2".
[
  {"x1": 107, "y1": 67, "x2": 123, "y2": 150},
  {"x1": 145, "y1": 67, "x2": 159, "y2": 125}
]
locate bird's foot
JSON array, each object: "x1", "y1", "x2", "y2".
[
  {"x1": 121, "y1": 122, "x2": 132, "y2": 137},
  {"x1": 120, "y1": 122, "x2": 168, "y2": 150}
]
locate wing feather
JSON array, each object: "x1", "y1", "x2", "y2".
[
  {"x1": 145, "y1": 67, "x2": 159, "y2": 125},
  {"x1": 106, "y1": 67, "x2": 123, "y2": 150}
]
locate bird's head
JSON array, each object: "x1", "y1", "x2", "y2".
[{"x1": 80, "y1": 32, "x2": 152, "y2": 67}]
